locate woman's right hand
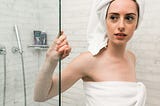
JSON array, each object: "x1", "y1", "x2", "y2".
[{"x1": 46, "y1": 31, "x2": 71, "y2": 62}]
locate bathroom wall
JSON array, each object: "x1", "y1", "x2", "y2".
[
  {"x1": 0, "y1": 0, "x2": 160, "y2": 106},
  {"x1": 128, "y1": 0, "x2": 160, "y2": 105},
  {"x1": 0, "y1": 0, "x2": 59, "y2": 106}
]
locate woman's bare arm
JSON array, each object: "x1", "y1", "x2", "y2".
[
  {"x1": 34, "y1": 53, "x2": 87, "y2": 102},
  {"x1": 33, "y1": 31, "x2": 90, "y2": 102},
  {"x1": 34, "y1": 58, "x2": 58, "y2": 102},
  {"x1": 47, "y1": 53, "x2": 87, "y2": 98},
  {"x1": 34, "y1": 32, "x2": 73, "y2": 102}
]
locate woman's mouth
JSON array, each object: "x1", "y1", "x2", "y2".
[{"x1": 114, "y1": 33, "x2": 127, "y2": 39}]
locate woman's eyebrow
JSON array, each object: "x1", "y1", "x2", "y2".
[
  {"x1": 108, "y1": 13, "x2": 137, "y2": 15},
  {"x1": 108, "y1": 13, "x2": 119, "y2": 15},
  {"x1": 126, "y1": 13, "x2": 137, "y2": 16}
]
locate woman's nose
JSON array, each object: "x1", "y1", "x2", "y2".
[{"x1": 118, "y1": 19, "x2": 125, "y2": 32}]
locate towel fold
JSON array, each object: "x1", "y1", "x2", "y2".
[
  {"x1": 83, "y1": 81, "x2": 147, "y2": 106},
  {"x1": 87, "y1": 0, "x2": 145, "y2": 55}
]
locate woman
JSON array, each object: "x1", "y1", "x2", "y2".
[{"x1": 34, "y1": 0, "x2": 146, "y2": 106}]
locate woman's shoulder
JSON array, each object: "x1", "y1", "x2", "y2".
[
  {"x1": 69, "y1": 51, "x2": 96, "y2": 71},
  {"x1": 75, "y1": 51, "x2": 95, "y2": 64},
  {"x1": 126, "y1": 50, "x2": 136, "y2": 64},
  {"x1": 79, "y1": 51, "x2": 94, "y2": 58},
  {"x1": 127, "y1": 50, "x2": 136, "y2": 58}
]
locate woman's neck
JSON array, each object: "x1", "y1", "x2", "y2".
[{"x1": 106, "y1": 41, "x2": 127, "y2": 59}]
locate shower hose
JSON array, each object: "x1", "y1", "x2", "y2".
[
  {"x1": 20, "y1": 52, "x2": 27, "y2": 106},
  {"x1": 0, "y1": 48, "x2": 7, "y2": 106},
  {"x1": 3, "y1": 52, "x2": 6, "y2": 106},
  {"x1": 13, "y1": 25, "x2": 27, "y2": 106}
]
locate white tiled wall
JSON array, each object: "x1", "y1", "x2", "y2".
[
  {"x1": 128, "y1": 0, "x2": 160, "y2": 106},
  {"x1": 0, "y1": 0, "x2": 58, "y2": 106},
  {"x1": 0, "y1": 0, "x2": 160, "y2": 106}
]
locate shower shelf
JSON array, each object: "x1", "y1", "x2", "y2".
[{"x1": 28, "y1": 45, "x2": 49, "y2": 50}]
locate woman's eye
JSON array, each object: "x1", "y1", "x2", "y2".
[
  {"x1": 109, "y1": 15, "x2": 118, "y2": 21},
  {"x1": 125, "y1": 15, "x2": 134, "y2": 21}
]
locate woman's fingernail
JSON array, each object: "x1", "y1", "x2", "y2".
[{"x1": 57, "y1": 41, "x2": 60, "y2": 44}]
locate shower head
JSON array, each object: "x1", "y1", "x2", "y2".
[{"x1": 14, "y1": 24, "x2": 23, "y2": 53}]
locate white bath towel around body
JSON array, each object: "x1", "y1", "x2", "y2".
[{"x1": 83, "y1": 81, "x2": 147, "y2": 106}]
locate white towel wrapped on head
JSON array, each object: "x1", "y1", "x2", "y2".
[{"x1": 87, "y1": 0, "x2": 145, "y2": 55}]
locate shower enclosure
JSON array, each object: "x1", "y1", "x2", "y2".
[{"x1": 0, "y1": 0, "x2": 160, "y2": 106}]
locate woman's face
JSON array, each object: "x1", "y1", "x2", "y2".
[{"x1": 106, "y1": 0, "x2": 138, "y2": 45}]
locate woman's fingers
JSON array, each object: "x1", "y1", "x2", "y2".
[
  {"x1": 47, "y1": 31, "x2": 71, "y2": 60},
  {"x1": 58, "y1": 45, "x2": 71, "y2": 57},
  {"x1": 58, "y1": 44, "x2": 68, "y2": 53},
  {"x1": 49, "y1": 34, "x2": 66, "y2": 50},
  {"x1": 57, "y1": 31, "x2": 64, "y2": 38},
  {"x1": 61, "y1": 47, "x2": 71, "y2": 59},
  {"x1": 57, "y1": 34, "x2": 67, "y2": 44},
  {"x1": 56, "y1": 40, "x2": 68, "y2": 50},
  {"x1": 50, "y1": 31, "x2": 65, "y2": 47}
]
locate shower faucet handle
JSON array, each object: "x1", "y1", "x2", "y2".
[
  {"x1": 11, "y1": 47, "x2": 23, "y2": 54},
  {"x1": 0, "y1": 46, "x2": 6, "y2": 55}
]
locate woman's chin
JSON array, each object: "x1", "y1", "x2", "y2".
[{"x1": 112, "y1": 40, "x2": 128, "y2": 46}]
